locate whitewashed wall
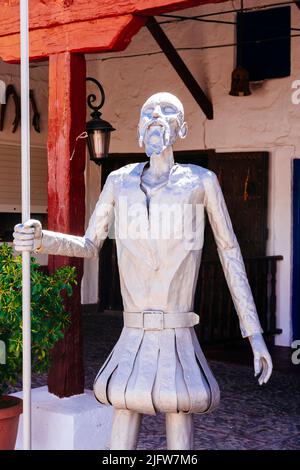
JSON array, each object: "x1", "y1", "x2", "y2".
[
  {"x1": 0, "y1": 60, "x2": 48, "y2": 267},
  {"x1": 0, "y1": 0, "x2": 298, "y2": 346},
  {"x1": 0, "y1": 61, "x2": 48, "y2": 147},
  {"x1": 0, "y1": 61, "x2": 49, "y2": 212}
]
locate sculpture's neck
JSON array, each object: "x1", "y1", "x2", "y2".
[{"x1": 148, "y1": 146, "x2": 175, "y2": 177}]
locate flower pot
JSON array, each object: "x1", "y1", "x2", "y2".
[{"x1": 0, "y1": 396, "x2": 23, "y2": 450}]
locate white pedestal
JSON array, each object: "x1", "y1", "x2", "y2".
[{"x1": 12, "y1": 386, "x2": 113, "y2": 450}]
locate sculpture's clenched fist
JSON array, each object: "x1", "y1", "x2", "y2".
[
  {"x1": 249, "y1": 333, "x2": 273, "y2": 385},
  {"x1": 13, "y1": 219, "x2": 42, "y2": 252}
]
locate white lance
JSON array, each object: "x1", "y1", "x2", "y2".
[{"x1": 20, "y1": 0, "x2": 31, "y2": 450}]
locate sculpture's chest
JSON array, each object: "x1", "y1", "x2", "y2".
[
  {"x1": 113, "y1": 168, "x2": 205, "y2": 247},
  {"x1": 115, "y1": 169, "x2": 204, "y2": 207}
]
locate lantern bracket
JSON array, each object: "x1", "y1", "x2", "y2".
[{"x1": 86, "y1": 77, "x2": 105, "y2": 118}]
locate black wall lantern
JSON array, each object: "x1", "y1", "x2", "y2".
[{"x1": 86, "y1": 77, "x2": 115, "y2": 165}]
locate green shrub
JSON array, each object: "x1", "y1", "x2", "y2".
[{"x1": 0, "y1": 243, "x2": 77, "y2": 396}]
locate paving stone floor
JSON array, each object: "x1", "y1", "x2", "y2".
[{"x1": 19, "y1": 312, "x2": 300, "y2": 450}]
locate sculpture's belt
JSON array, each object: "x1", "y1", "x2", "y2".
[{"x1": 123, "y1": 310, "x2": 199, "y2": 331}]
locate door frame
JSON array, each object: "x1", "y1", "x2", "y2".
[{"x1": 292, "y1": 159, "x2": 300, "y2": 340}]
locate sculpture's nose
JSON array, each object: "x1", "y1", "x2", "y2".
[{"x1": 152, "y1": 104, "x2": 161, "y2": 118}]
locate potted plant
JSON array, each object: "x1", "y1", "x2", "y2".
[{"x1": 0, "y1": 243, "x2": 77, "y2": 450}]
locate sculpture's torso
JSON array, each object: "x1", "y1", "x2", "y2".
[{"x1": 111, "y1": 162, "x2": 207, "y2": 314}]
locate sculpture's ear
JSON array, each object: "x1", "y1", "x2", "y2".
[
  {"x1": 137, "y1": 126, "x2": 144, "y2": 148},
  {"x1": 179, "y1": 121, "x2": 188, "y2": 139}
]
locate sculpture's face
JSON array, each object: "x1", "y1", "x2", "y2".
[{"x1": 138, "y1": 92, "x2": 187, "y2": 158}]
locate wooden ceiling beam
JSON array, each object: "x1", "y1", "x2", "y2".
[
  {"x1": 0, "y1": 15, "x2": 145, "y2": 62},
  {"x1": 146, "y1": 16, "x2": 213, "y2": 119},
  {"x1": 0, "y1": 0, "x2": 227, "y2": 38}
]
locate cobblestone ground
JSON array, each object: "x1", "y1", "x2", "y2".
[{"x1": 20, "y1": 312, "x2": 300, "y2": 450}]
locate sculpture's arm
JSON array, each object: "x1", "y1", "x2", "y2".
[
  {"x1": 13, "y1": 173, "x2": 115, "y2": 259},
  {"x1": 203, "y1": 171, "x2": 272, "y2": 384}
]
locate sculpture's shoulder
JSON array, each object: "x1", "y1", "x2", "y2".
[
  {"x1": 107, "y1": 162, "x2": 145, "y2": 184},
  {"x1": 175, "y1": 163, "x2": 217, "y2": 184}
]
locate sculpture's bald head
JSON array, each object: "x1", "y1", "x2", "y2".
[
  {"x1": 138, "y1": 92, "x2": 187, "y2": 158},
  {"x1": 142, "y1": 92, "x2": 184, "y2": 117}
]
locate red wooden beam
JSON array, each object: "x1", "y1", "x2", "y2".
[
  {"x1": 46, "y1": 52, "x2": 86, "y2": 397},
  {"x1": 0, "y1": 0, "x2": 228, "y2": 38},
  {"x1": 146, "y1": 16, "x2": 213, "y2": 119},
  {"x1": 0, "y1": 15, "x2": 145, "y2": 62}
]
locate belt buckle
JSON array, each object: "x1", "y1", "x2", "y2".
[{"x1": 142, "y1": 310, "x2": 164, "y2": 331}]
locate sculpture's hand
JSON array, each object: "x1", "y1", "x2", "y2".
[
  {"x1": 249, "y1": 333, "x2": 273, "y2": 385},
  {"x1": 13, "y1": 219, "x2": 42, "y2": 252}
]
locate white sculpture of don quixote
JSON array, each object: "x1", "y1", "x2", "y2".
[{"x1": 14, "y1": 92, "x2": 273, "y2": 450}]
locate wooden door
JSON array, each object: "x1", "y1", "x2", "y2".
[
  {"x1": 292, "y1": 159, "x2": 300, "y2": 341},
  {"x1": 194, "y1": 151, "x2": 271, "y2": 342},
  {"x1": 203, "y1": 151, "x2": 269, "y2": 261}
]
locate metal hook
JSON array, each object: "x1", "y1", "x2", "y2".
[
  {"x1": 0, "y1": 84, "x2": 21, "y2": 133},
  {"x1": 30, "y1": 89, "x2": 41, "y2": 133}
]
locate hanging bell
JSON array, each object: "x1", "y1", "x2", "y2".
[{"x1": 229, "y1": 65, "x2": 251, "y2": 96}]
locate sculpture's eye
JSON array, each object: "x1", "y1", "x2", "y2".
[
  {"x1": 142, "y1": 106, "x2": 154, "y2": 117},
  {"x1": 161, "y1": 104, "x2": 177, "y2": 114}
]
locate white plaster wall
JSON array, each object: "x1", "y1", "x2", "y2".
[
  {"x1": 81, "y1": 158, "x2": 101, "y2": 305},
  {"x1": 85, "y1": 0, "x2": 300, "y2": 345},
  {"x1": 267, "y1": 147, "x2": 294, "y2": 347},
  {"x1": 0, "y1": 60, "x2": 48, "y2": 146},
  {"x1": 0, "y1": 60, "x2": 49, "y2": 267}
]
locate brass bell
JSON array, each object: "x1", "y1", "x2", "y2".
[{"x1": 229, "y1": 65, "x2": 251, "y2": 96}]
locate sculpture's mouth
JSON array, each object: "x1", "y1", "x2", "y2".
[{"x1": 148, "y1": 122, "x2": 164, "y2": 129}]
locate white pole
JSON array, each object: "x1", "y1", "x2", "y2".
[{"x1": 20, "y1": 0, "x2": 31, "y2": 450}]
